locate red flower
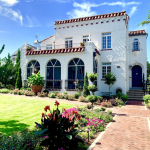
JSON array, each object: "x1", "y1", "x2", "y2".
[
  {"x1": 53, "y1": 117, "x2": 55, "y2": 121},
  {"x1": 73, "y1": 125, "x2": 75, "y2": 128},
  {"x1": 42, "y1": 113, "x2": 45, "y2": 117},
  {"x1": 75, "y1": 111, "x2": 78, "y2": 116},
  {"x1": 48, "y1": 113, "x2": 52, "y2": 119},
  {"x1": 77, "y1": 115, "x2": 81, "y2": 121},
  {"x1": 54, "y1": 100, "x2": 60, "y2": 106},
  {"x1": 44, "y1": 106, "x2": 50, "y2": 112},
  {"x1": 69, "y1": 117, "x2": 72, "y2": 122}
]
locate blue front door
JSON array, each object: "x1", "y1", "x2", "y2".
[{"x1": 132, "y1": 65, "x2": 142, "y2": 87}]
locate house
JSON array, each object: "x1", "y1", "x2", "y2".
[{"x1": 20, "y1": 10, "x2": 148, "y2": 96}]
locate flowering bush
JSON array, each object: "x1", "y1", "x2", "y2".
[
  {"x1": 48, "y1": 93, "x2": 55, "y2": 98},
  {"x1": 34, "y1": 101, "x2": 85, "y2": 150},
  {"x1": 27, "y1": 71, "x2": 45, "y2": 86},
  {"x1": 37, "y1": 92, "x2": 46, "y2": 97},
  {"x1": 43, "y1": 89, "x2": 49, "y2": 94},
  {"x1": 25, "y1": 91, "x2": 35, "y2": 96},
  {"x1": 13, "y1": 89, "x2": 19, "y2": 95},
  {"x1": 101, "y1": 101, "x2": 112, "y2": 107},
  {"x1": 18, "y1": 90, "x2": 25, "y2": 95},
  {"x1": 68, "y1": 95, "x2": 75, "y2": 101},
  {"x1": 57, "y1": 93, "x2": 64, "y2": 99},
  {"x1": 86, "y1": 104, "x2": 92, "y2": 109},
  {"x1": 54, "y1": 91, "x2": 59, "y2": 96},
  {"x1": 79, "y1": 96, "x2": 87, "y2": 102},
  {"x1": 63, "y1": 92, "x2": 68, "y2": 94},
  {"x1": 63, "y1": 94, "x2": 69, "y2": 100}
]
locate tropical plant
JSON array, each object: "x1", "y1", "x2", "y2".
[
  {"x1": 82, "y1": 72, "x2": 90, "y2": 97},
  {"x1": 27, "y1": 71, "x2": 45, "y2": 86},
  {"x1": 104, "y1": 73, "x2": 117, "y2": 98},
  {"x1": 34, "y1": 101, "x2": 83, "y2": 150}
]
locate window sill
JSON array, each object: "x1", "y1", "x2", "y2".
[
  {"x1": 101, "y1": 49, "x2": 112, "y2": 51},
  {"x1": 101, "y1": 79, "x2": 105, "y2": 81},
  {"x1": 132, "y1": 50, "x2": 140, "y2": 52}
]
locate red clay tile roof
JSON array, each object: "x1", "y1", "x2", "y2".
[
  {"x1": 26, "y1": 47, "x2": 85, "y2": 55},
  {"x1": 55, "y1": 11, "x2": 127, "y2": 25},
  {"x1": 40, "y1": 35, "x2": 55, "y2": 43},
  {"x1": 129, "y1": 29, "x2": 147, "y2": 36}
]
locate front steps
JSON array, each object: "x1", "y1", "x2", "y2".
[{"x1": 127, "y1": 89, "x2": 144, "y2": 101}]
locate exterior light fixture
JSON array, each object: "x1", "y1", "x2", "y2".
[{"x1": 129, "y1": 64, "x2": 132, "y2": 70}]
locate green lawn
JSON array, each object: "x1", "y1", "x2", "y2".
[{"x1": 0, "y1": 95, "x2": 77, "y2": 136}]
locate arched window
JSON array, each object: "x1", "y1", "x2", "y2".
[
  {"x1": 46, "y1": 59, "x2": 61, "y2": 89},
  {"x1": 133, "y1": 39, "x2": 139, "y2": 51},
  {"x1": 67, "y1": 58, "x2": 84, "y2": 89},
  {"x1": 27, "y1": 60, "x2": 40, "y2": 78}
]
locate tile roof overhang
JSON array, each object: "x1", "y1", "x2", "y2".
[
  {"x1": 129, "y1": 29, "x2": 147, "y2": 36},
  {"x1": 26, "y1": 47, "x2": 101, "y2": 56},
  {"x1": 26, "y1": 47, "x2": 85, "y2": 55},
  {"x1": 54, "y1": 11, "x2": 128, "y2": 25}
]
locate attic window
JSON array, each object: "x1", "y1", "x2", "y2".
[{"x1": 46, "y1": 44, "x2": 52, "y2": 49}]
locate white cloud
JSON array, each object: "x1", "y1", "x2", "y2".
[
  {"x1": 0, "y1": 6, "x2": 23, "y2": 25},
  {"x1": 67, "y1": 1, "x2": 142, "y2": 18},
  {"x1": 26, "y1": 15, "x2": 41, "y2": 27},
  {"x1": 0, "y1": 30, "x2": 9, "y2": 33},
  {"x1": 50, "y1": 0, "x2": 70, "y2": 3},
  {"x1": 129, "y1": 6, "x2": 137, "y2": 17},
  {"x1": 0, "y1": 0, "x2": 19, "y2": 6}
]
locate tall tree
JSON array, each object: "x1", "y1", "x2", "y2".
[
  {"x1": 0, "y1": 45, "x2": 5, "y2": 54},
  {"x1": 139, "y1": 9, "x2": 150, "y2": 26},
  {"x1": 15, "y1": 50, "x2": 22, "y2": 89}
]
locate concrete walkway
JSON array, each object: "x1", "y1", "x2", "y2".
[{"x1": 92, "y1": 101, "x2": 150, "y2": 150}]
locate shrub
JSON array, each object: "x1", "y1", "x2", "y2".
[
  {"x1": 68, "y1": 95, "x2": 75, "y2": 101},
  {"x1": 109, "y1": 99, "x2": 118, "y2": 106},
  {"x1": 94, "y1": 108, "x2": 102, "y2": 113},
  {"x1": 101, "y1": 102, "x2": 112, "y2": 107},
  {"x1": 34, "y1": 101, "x2": 84, "y2": 150},
  {"x1": 27, "y1": 88, "x2": 31, "y2": 91},
  {"x1": 43, "y1": 89, "x2": 49, "y2": 94},
  {"x1": 88, "y1": 73, "x2": 97, "y2": 83},
  {"x1": 95, "y1": 96, "x2": 103, "y2": 102},
  {"x1": 86, "y1": 104, "x2": 92, "y2": 109},
  {"x1": 117, "y1": 92, "x2": 124, "y2": 98},
  {"x1": 0, "y1": 82, "x2": 4, "y2": 88},
  {"x1": 121, "y1": 95, "x2": 128, "y2": 102},
  {"x1": 107, "y1": 110, "x2": 112, "y2": 114},
  {"x1": 143, "y1": 95, "x2": 150, "y2": 104},
  {"x1": 18, "y1": 90, "x2": 25, "y2": 95},
  {"x1": 116, "y1": 98, "x2": 124, "y2": 106},
  {"x1": 0, "y1": 88, "x2": 9, "y2": 93},
  {"x1": 83, "y1": 72, "x2": 90, "y2": 97},
  {"x1": 101, "y1": 107, "x2": 106, "y2": 111},
  {"x1": 57, "y1": 94, "x2": 64, "y2": 99},
  {"x1": 13, "y1": 89, "x2": 19, "y2": 95},
  {"x1": 86, "y1": 95, "x2": 98, "y2": 110},
  {"x1": 37, "y1": 92, "x2": 46, "y2": 97},
  {"x1": 78, "y1": 131, "x2": 94, "y2": 140},
  {"x1": 0, "y1": 129, "x2": 42, "y2": 150},
  {"x1": 63, "y1": 92, "x2": 68, "y2": 94},
  {"x1": 48, "y1": 93, "x2": 55, "y2": 98},
  {"x1": 15, "y1": 66, "x2": 22, "y2": 89},
  {"x1": 99, "y1": 112, "x2": 113, "y2": 123},
  {"x1": 25, "y1": 91, "x2": 35, "y2": 96},
  {"x1": 63, "y1": 94, "x2": 69, "y2": 100},
  {"x1": 88, "y1": 85, "x2": 98, "y2": 94},
  {"x1": 146, "y1": 103, "x2": 150, "y2": 109},
  {"x1": 6, "y1": 84, "x2": 14, "y2": 90},
  {"x1": 74, "y1": 93, "x2": 79, "y2": 99},
  {"x1": 9, "y1": 90, "x2": 13, "y2": 94},
  {"x1": 79, "y1": 96, "x2": 87, "y2": 102},
  {"x1": 54, "y1": 91, "x2": 59, "y2": 95},
  {"x1": 111, "y1": 95, "x2": 117, "y2": 98}
]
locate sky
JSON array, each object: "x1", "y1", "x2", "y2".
[{"x1": 0, "y1": 0, "x2": 150, "y2": 61}]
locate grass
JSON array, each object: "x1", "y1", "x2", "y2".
[{"x1": 0, "y1": 95, "x2": 77, "y2": 136}]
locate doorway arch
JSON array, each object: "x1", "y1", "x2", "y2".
[{"x1": 132, "y1": 65, "x2": 142, "y2": 87}]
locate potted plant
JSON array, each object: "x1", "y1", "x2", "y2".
[
  {"x1": 80, "y1": 42, "x2": 85, "y2": 47},
  {"x1": 27, "y1": 47, "x2": 32, "y2": 51},
  {"x1": 27, "y1": 71, "x2": 45, "y2": 95}
]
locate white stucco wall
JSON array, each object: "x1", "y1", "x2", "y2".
[{"x1": 128, "y1": 35, "x2": 147, "y2": 88}]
